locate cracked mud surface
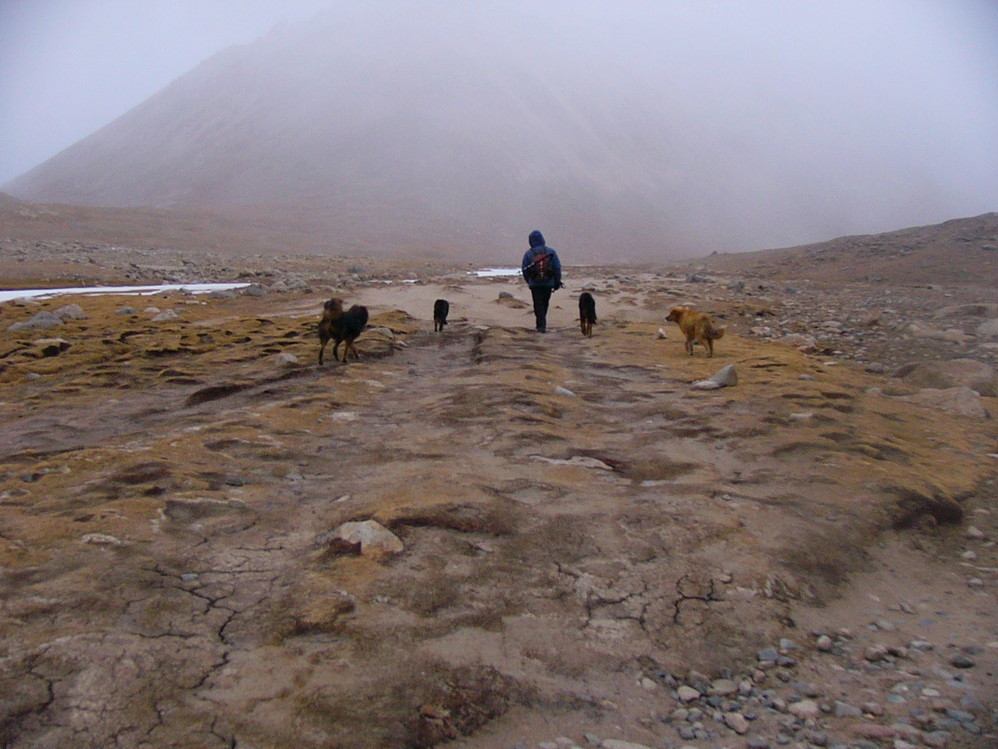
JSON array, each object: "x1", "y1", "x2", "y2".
[{"x1": 0, "y1": 257, "x2": 996, "y2": 748}]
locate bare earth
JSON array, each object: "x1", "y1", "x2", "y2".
[{"x1": 0, "y1": 237, "x2": 996, "y2": 749}]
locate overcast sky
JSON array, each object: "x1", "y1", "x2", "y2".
[{"x1": 1, "y1": 0, "x2": 996, "y2": 247}]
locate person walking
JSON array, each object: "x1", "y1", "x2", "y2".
[{"x1": 521, "y1": 230, "x2": 562, "y2": 333}]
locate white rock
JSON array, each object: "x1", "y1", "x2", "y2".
[
  {"x1": 80, "y1": 533, "x2": 123, "y2": 546},
  {"x1": 329, "y1": 520, "x2": 404, "y2": 558},
  {"x1": 656, "y1": 327, "x2": 668, "y2": 339},
  {"x1": 724, "y1": 712, "x2": 749, "y2": 734},
  {"x1": 554, "y1": 386, "x2": 577, "y2": 397},
  {"x1": 677, "y1": 685, "x2": 701, "y2": 703},
  {"x1": 692, "y1": 364, "x2": 737, "y2": 390},
  {"x1": 788, "y1": 699, "x2": 820, "y2": 719},
  {"x1": 533, "y1": 455, "x2": 613, "y2": 470}
]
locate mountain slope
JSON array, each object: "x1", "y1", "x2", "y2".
[
  {"x1": 690, "y1": 212, "x2": 998, "y2": 285},
  {"x1": 7, "y1": 8, "x2": 685, "y2": 261},
  {"x1": 8, "y1": 5, "x2": 996, "y2": 263}
]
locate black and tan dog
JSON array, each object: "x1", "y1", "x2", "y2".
[
  {"x1": 665, "y1": 306, "x2": 725, "y2": 357},
  {"x1": 579, "y1": 292, "x2": 597, "y2": 337},
  {"x1": 433, "y1": 298, "x2": 450, "y2": 332},
  {"x1": 318, "y1": 298, "x2": 369, "y2": 364}
]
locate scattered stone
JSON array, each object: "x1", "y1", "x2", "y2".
[
  {"x1": 7, "y1": 310, "x2": 63, "y2": 331},
  {"x1": 708, "y1": 678, "x2": 737, "y2": 696},
  {"x1": 816, "y1": 635, "x2": 833, "y2": 652},
  {"x1": 898, "y1": 386, "x2": 988, "y2": 418},
  {"x1": 854, "y1": 723, "x2": 897, "y2": 740},
  {"x1": 922, "y1": 731, "x2": 951, "y2": 748},
  {"x1": 834, "y1": 701, "x2": 862, "y2": 718},
  {"x1": 322, "y1": 520, "x2": 404, "y2": 559},
  {"x1": 152, "y1": 309, "x2": 179, "y2": 322},
  {"x1": 677, "y1": 685, "x2": 700, "y2": 703},
  {"x1": 788, "y1": 699, "x2": 820, "y2": 720},
  {"x1": 533, "y1": 455, "x2": 613, "y2": 470},
  {"x1": 757, "y1": 647, "x2": 779, "y2": 663},
  {"x1": 863, "y1": 645, "x2": 887, "y2": 663},
  {"x1": 656, "y1": 327, "x2": 668, "y2": 339},
  {"x1": 52, "y1": 303, "x2": 87, "y2": 320},
  {"x1": 554, "y1": 386, "x2": 577, "y2": 398},
  {"x1": 80, "y1": 533, "x2": 124, "y2": 546},
  {"x1": 861, "y1": 701, "x2": 884, "y2": 716},
  {"x1": 692, "y1": 364, "x2": 737, "y2": 390},
  {"x1": 33, "y1": 338, "x2": 70, "y2": 356},
  {"x1": 723, "y1": 711, "x2": 749, "y2": 734},
  {"x1": 964, "y1": 525, "x2": 985, "y2": 539},
  {"x1": 948, "y1": 653, "x2": 975, "y2": 669},
  {"x1": 275, "y1": 352, "x2": 299, "y2": 367},
  {"x1": 115, "y1": 306, "x2": 136, "y2": 314},
  {"x1": 896, "y1": 358, "x2": 997, "y2": 397}
]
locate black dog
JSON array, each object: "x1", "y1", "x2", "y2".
[
  {"x1": 318, "y1": 298, "x2": 369, "y2": 364},
  {"x1": 433, "y1": 298, "x2": 450, "y2": 332},
  {"x1": 579, "y1": 292, "x2": 597, "y2": 337}
]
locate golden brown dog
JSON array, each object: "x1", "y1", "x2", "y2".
[{"x1": 665, "y1": 306, "x2": 725, "y2": 357}]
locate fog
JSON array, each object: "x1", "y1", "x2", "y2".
[
  {"x1": 2, "y1": 0, "x2": 997, "y2": 256},
  {"x1": 0, "y1": 0, "x2": 329, "y2": 182}
]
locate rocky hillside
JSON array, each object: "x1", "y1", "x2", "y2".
[{"x1": 688, "y1": 212, "x2": 998, "y2": 286}]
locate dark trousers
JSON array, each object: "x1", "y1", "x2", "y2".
[{"x1": 529, "y1": 286, "x2": 553, "y2": 331}]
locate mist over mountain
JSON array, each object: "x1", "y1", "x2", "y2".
[{"x1": 7, "y1": 3, "x2": 998, "y2": 263}]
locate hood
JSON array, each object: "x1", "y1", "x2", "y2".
[{"x1": 528, "y1": 230, "x2": 545, "y2": 248}]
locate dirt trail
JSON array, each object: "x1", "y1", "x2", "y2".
[{"x1": 0, "y1": 287, "x2": 995, "y2": 748}]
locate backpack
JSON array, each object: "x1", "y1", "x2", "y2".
[{"x1": 527, "y1": 247, "x2": 556, "y2": 283}]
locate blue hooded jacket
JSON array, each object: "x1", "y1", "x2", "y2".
[{"x1": 521, "y1": 230, "x2": 562, "y2": 289}]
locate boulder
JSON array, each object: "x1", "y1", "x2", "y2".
[
  {"x1": 6, "y1": 310, "x2": 63, "y2": 332},
  {"x1": 33, "y1": 338, "x2": 71, "y2": 357},
  {"x1": 52, "y1": 303, "x2": 87, "y2": 320},
  {"x1": 899, "y1": 387, "x2": 988, "y2": 418},
  {"x1": 692, "y1": 364, "x2": 737, "y2": 390},
  {"x1": 323, "y1": 520, "x2": 404, "y2": 559},
  {"x1": 780, "y1": 333, "x2": 818, "y2": 352},
  {"x1": 976, "y1": 318, "x2": 998, "y2": 340},
  {"x1": 896, "y1": 359, "x2": 996, "y2": 397}
]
